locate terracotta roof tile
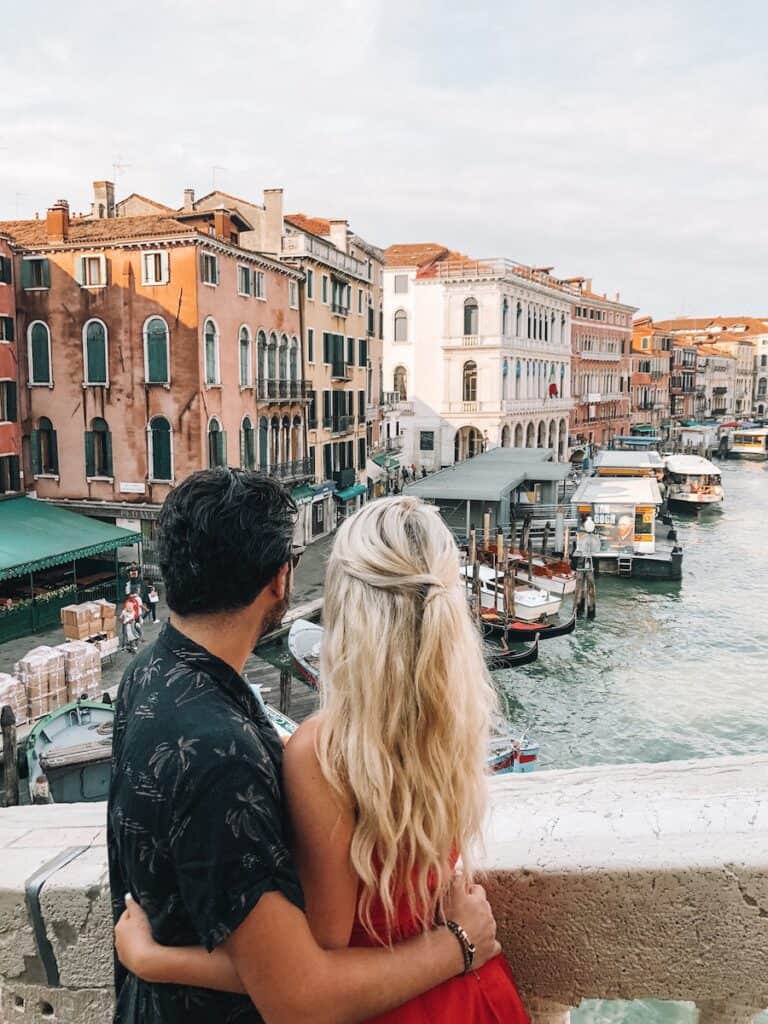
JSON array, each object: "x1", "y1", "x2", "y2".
[
  {"x1": 285, "y1": 213, "x2": 332, "y2": 238},
  {"x1": 653, "y1": 316, "x2": 768, "y2": 335},
  {"x1": 0, "y1": 215, "x2": 196, "y2": 248},
  {"x1": 116, "y1": 193, "x2": 177, "y2": 214},
  {"x1": 384, "y1": 243, "x2": 454, "y2": 268}
]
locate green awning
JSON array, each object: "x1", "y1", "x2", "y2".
[
  {"x1": 0, "y1": 497, "x2": 141, "y2": 580},
  {"x1": 335, "y1": 483, "x2": 366, "y2": 502},
  {"x1": 372, "y1": 453, "x2": 400, "y2": 470},
  {"x1": 291, "y1": 485, "x2": 314, "y2": 506}
]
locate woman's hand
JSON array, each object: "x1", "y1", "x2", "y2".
[{"x1": 115, "y1": 894, "x2": 161, "y2": 982}]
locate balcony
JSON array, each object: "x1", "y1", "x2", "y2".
[
  {"x1": 256, "y1": 379, "x2": 313, "y2": 403},
  {"x1": 576, "y1": 350, "x2": 622, "y2": 361},
  {"x1": 330, "y1": 360, "x2": 351, "y2": 381},
  {"x1": 381, "y1": 392, "x2": 415, "y2": 415},
  {"x1": 11, "y1": 754, "x2": 765, "y2": 1023},
  {"x1": 322, "y1": 415, "x2": 354, "y2": 435},
  {"x1": 442, "y1": 334, "x2": 571, "y2": 356},
  {"x1": 281, "y1": 232, "x2": 370, "y2": 281},
  {"x1": 331, "y1": 301, "x2": 350, "y2": 317},
  {"x1": 264, "y1": 458, "x2": 312, "y2": 482}
]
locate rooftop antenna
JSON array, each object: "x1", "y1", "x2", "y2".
[
  {"x1": 112, "y1": 156, "x2": 131, "y2": 183},
  {"x1": 211, "y1": 165, "x2": 227, "y2": 190}
]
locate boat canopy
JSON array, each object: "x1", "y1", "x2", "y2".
[
  {"x1": 571, "y1": 476, "x2": 662, "y2": 506},
  {"x1": 0, "y1": 497, "x2": 140, "y2": 581},
  {"x1": 594, "y1": 451, "x2": 663, "y2": 473},
  {"x1": 665, "y1": 455, "x2": 721, "y2": 476},
  {"x1": 404, "y1": 447, "x2": 569, "y2": 502}
]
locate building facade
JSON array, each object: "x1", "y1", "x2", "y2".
[
  {"x1": 696, "y1": 346, "x2": 737, "y2": 418},
  {"x1": 568, "y1": 283, "x2": 635, "y2": 451},
  {"x1": 630, "y1": 318, "x2": 673, "y2": 434},
  {"x1": 0, "y1": 233, "x2": 21, "y2": 493},
  {"x1": 670, "y1": 340, "x2": 698, "y2": 421},
  {"x1": 1, "y1": 198, "x2": 309, "y2": 554},
  {"x1": 382, "y1": 246, "x2": 575, "y2": 472}
]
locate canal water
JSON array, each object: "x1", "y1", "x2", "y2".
[{"x1": 496, "y1": 459, "x2": 768, "y2": 1024}]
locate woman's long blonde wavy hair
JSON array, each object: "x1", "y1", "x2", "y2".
[{"x1": 316, "y1": 496, "x2": 499, "y2": 943}]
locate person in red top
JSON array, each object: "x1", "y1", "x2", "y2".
[{"x1": 115, "y1": 495, "x2": 529, "y2": 1022}]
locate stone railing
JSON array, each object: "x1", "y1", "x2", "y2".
[{"x1": 0, "y1": 756, "x2": 765, "y2": 1023}]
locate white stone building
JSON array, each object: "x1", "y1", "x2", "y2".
[{"x1": 382, "y1": 246, "x2": 576, "y2": 471}]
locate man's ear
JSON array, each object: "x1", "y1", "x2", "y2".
[{"x1": 268, "y1": 563, "x2": 290, "y2": 601}]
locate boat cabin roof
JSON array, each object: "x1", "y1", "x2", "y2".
[
  {"x1": 403, "y1": 447, "x2": 569, "y2": 502},
  {"x1": 571, "y1": 476, "x2": 662, "y2": 506},
  {"x1": 733, "y1": 427, "x2": 768, "y2": 438},
  {"x1": 594, "y1": 451, "x2": 663, "y2": 473},
  {"x1": 665, "y1": 454, "x2": 721, "y2": 475}
]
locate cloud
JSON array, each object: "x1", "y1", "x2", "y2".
[{"x1": 1, "y1": 0, "x2": 767, "y2": 315}]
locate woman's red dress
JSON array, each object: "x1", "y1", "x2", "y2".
[{"x1": 349, "y1": 878, "x2": 530, "y2": 1023}]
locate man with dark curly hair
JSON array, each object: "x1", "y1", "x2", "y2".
[{"x1": 107, "y1": 468, "x2": 497, "y2": 1024}]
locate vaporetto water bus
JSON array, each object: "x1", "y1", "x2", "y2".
[
  {"x1": 663, "y1": 454, "x2": 724, "y2": 513},
  {"x1": 727, "y1": 428, "x2": 768, "y2": 461}
]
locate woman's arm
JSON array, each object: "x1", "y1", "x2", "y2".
[{"x1": 281, "y1": 715, "x2": 358, "y2": 949}]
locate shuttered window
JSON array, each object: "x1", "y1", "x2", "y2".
[
  {"x1": 204, "y1": 320, "x2": 219, "y2": 385},
  {"x1": 0, "y1": 382, "x2": 16, "y2": 422},
  {"x1": 358, "y1": 338, "x2": 367, "y2": 367},
  {"x1": 240, "y1": 417, "x2": 255, "y2": 470},
  {"x1": 85, "y1": 418, "x2": 113, "y2": 478},
  {"x1": 200, "y1": 252, "x2": 219, "y2": 285},
  {"x1": 142, "y1": 251, "x2": 170, "y2": 285},
  {"x1": 84, "y1": 320, "x2": 108, "y2": 385},
  {"x1": 21, "y1": 258, "x2": 49, "y2": 289},
  {"x1": 31, "y1": 417, "x2": 59, "y2": 476},
  {"x1": 258, "y1": 418, "x2": 269, "y2": 470},
  {"x1": 29, "y1": 322, "x2": 52, "y2": 384},
  {"x1": 307, "y1": 328, "x2": 314, "y2": 363},
  {"x1": 239, "y1": 327, "x2": 251, "y2": 386},
  {"x1": 207, "y1": 421, "x2": 226, "y2": 467},
  {"x1": 149, "y1": 417, "x2": 172, "y2": 481},
  {"x1": 358, "y1": 438, "x2": 366, "y2": 470},
  {"x1": 237, "y1": 265, "x2": 252, "y2": 296},
  {"x1": 145, "y1": 317, "x2": 169, "y2": 384},
  {"x1": 0, "y1": 255, "x2": 12, "y2": 284},
  {"x1": 75, "y1": 255, "x2": 107, "y2": 287},
  {"x1": 0, "y1": 316, "x2": 13, "y2": 341},
  {"x1": 358, "y1": 390, "x2": 365, "y2": 419}
]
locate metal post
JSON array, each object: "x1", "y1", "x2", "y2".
[
  {"x1": 279, "y1": 669, "x2": 291, "y2": 715},
  {"x1": 114, "y1": 548, "x2": 120, "y2": 603},
  {"x1": 1, "y1": 705, "x2": 19, "y2": 807}
]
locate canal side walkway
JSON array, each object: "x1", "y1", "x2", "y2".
[{"x1": 0, "y1": 533, "x2": 332, "y2": 718}]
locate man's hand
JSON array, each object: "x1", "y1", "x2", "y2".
[
  {"x1": 442, "y1": 876, "x2": 501, "y2": 968},
  {"x1": 115, "y1": 894, "x2": 159, "y2": 982}
]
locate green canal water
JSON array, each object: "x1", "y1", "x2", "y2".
[{"x1": 497, "y1": 460, "x2": 768, "y2": 1024}]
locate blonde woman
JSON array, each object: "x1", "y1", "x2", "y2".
[{"x1": 115, "y1": 496, "x2": 529, "y2": 1022}]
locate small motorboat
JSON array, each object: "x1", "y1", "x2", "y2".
[
  {"x1": 487, "y1": 729, "x2": 539, "y2": 774},
  {"x1": 23, "y1": 699, "x2": 115, "y2": 804},
  {"x1": 288, "y1": 618, "x2": 322, "y2": 690},
  {"x1": 484, "y1": 636, "x2": 539, "y2": 672},
  {"x1": 461, "y1": 564, "x2": 562, "y2": 621},
  {"x1": 481, "y1": 606, "x2": 577, "y2": 644},
  {"x1": 515, "y1": 558, "x2": 576, "y2": 596},
  {"x1": 663, "y1": 454, "x2": 724, "y2": 512}
]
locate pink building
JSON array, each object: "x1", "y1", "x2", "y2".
[{"x1": 0, "y1": 233, "x2": 20, "y2": 492}]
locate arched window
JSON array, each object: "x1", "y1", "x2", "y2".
[
  {"x1": 291, "y1": 415, "x2": 302, "y2": 463},
  {"x1": 238, "y1": 326, "x2": 251, "y2": 388},
  {"x1": 289, "y1": 338, "x2": 299, "y2": 392},
  {"x1": 204, "y1": 318, "x2": 219, "y2": 385},
  {"x1": 241, "y1": 415, "x2": 255, "y2": 470},
  {"x1": 86, "y1": 417, "x2": 112, "y2": 477},
  {"x1": 502, "y1": 298, "x2": 510, "y2": 336},
  {"x1": 208, "y1": 417, "x2": 226, "y2": 468},
  {"x1": 144, "y1": 316, "x2": 169, "y2": 384},
  {"x1": 463, "y1": 298, "x2": 479, "y2": 336},
  {"x1": 148, "y1": 416, "x2": 172, "y2": 481},
  {"x1": 462, "y1": 360, "x2": 477, "y2": 402},
  {"x1": 270, "y1": 415, "x2": 280, "y2": 466},
  {"x1": 32, "y1": 416, "x2": 58, "y2": 475},
  {"x1": 758, "y1": 377, "x2": 767, "y2": 398},
  {"x1": 256, "y1": 330, "x2": 267, "y2": 388},
  {"x1": 393, "y1": 365, "x2": 407, "y2": 400},
  {"x1": 267, "y1": 332, "x2": 277, "y2": 397},
  {"x1": 394, "y1": 309, "x2": 408, "y2": 342},
  {"x1": 83, "y1": 319, "x2": 108, "y2": 385},
  {"x1": 516, "y1": 301, "x2": 522, "y2": 336},
  {"x1": 258, "y1": 416, "x2": 269, "y2": 469},
  {"x1": 28, "y1": 322, "x2": 52, "y2": 385}
]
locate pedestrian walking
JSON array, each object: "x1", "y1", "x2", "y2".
[
  {"x1": 147, "y1": 585, "x2": 160, "y2": 622},
  {"x1": 421, "y1": 466, "x2": 427, "y2": 478},
  {"x1": 129, "y1": 591, "x2": 147, "y2": 641},
  {"x1": 120, "y1": 600, "x2": 138, "y2": 653}
]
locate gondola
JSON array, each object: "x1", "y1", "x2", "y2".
[
  {"x1": 481, "y1": 606, "x2": 577, "y2": 643},
  {"x1": 484, "y1": 636, "x2": 539, "y2": 672},
  {"x1": 287, "y1": 617, "x2": 322, "y2": 690}
]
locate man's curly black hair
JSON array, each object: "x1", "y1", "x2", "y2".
[{"x1": 158, "y1": 468, "x2": 297, "y2": 616}]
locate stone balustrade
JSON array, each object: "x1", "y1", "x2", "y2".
[{"x1": 0, "y1": 755, "x2": 765, "y2": 1023}]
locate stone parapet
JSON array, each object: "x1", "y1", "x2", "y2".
[{"x1": 0, "y1": 756, "x2": 766, "y2": 1023}]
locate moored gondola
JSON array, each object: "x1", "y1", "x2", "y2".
[
  {"x1": 484, "y1": 635, "x2": 539, "y2": 671},
  {"x1": 481, "y1": 606, "x2": 577, "y2": 643}
]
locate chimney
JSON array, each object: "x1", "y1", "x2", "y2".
[
  {"x1": 263, "y1": 188, "x2": 284, "y2": 255},
  {"x1": 183, "y1": 188, "x2": 195, "y2": 211},
  {"x1": 213, "y1": 209, "x2": 229, "y2": 239},
  {"x1": 92, "y1": 181, "x2": 115, "y2": 219},
  {"x1": 46, "y1": 200, "x2": 70, "y2": 243},
  {"x1": 584, "y1": 278, "x2": 592, "y2": 293},
  {"x1": 329, "y1": 219, "x2": 348, "y2": 254}
]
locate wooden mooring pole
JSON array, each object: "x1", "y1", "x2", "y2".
[
  {"x1": 574, "y1": 558, "x2": 597, "y2": 619},
  {"x1": 279, "y1": 669, "x2": 292, "y2": 715},
  {"x1": 1, "y1": 705, "x2": 19, "y2": 807}
]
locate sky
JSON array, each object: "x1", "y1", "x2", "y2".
[{"x1": 1, "y1": 0, "x2": 767, "y2": 317}]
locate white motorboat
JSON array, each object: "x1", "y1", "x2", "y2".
[
  {"x1": 460, "y1": 565, "x2": 562, "y2": 621},
  {"x1": 515, "y1": 558, "x2": 576, "y2": 597},
  {"x1": 664, "y1": 454, "x2": 724, "y2": 511}
]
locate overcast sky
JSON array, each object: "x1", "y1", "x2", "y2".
[{"x1": 2, "y1": 0, "x2": 766, "y2": 317}]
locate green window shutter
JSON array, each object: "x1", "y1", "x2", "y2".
[
  {"x1": 6, "y1": 383, "x2": 16, "y2": 422},
  {"x1": 74, "y1": 257, "x2": 84, "y2": 286},
  {"x1": 323, "y1": 391, "x2": 331, "y2": 422},
  {"x1": 152, "y1": 422, "x2": 172, "y2": 480},
  {"x1": 212, "y1": 257, "x2": 219, "y2": 285},
  {"x1": 323, "y1": 444, "x2": 332, "y2": 479},
  {"x1": 1, "y1": 316, "x2": 14, "y2": 342},
  {"x1": 146, "y1": 321, "x2": 169, "y2": 383},
  {"x1": 358, "y1": 390, "x2": 365, "y2": 418},
  {"x1": 307, "y1": 329, "x2": 314, "y2": 362},
  {"x1": 239, "y1": 427, "x2": 246, "y2": 467},
  {"x1": 31, "y1": 324, "x2": 50, "y2": 383},
  {"x1": 41, "y1": 259, "x2": 50, "y2": 288},
  {"x1": 85, "y1": 432, "x2": 95, "y2": 478},
  {"x1": 21, "y1": 261, "x2": 31, "y2": 289},
  {"x1": 30, "y1": 430, "x2": 41, "y2": 476},
  {"x1": 50, "y1": 430, "x2": 59, "y2": 474},
  {"x1": 199, "y1": 252, "x2": 206, "y2": 281},
  {"x1": 104, "y1": 430, "x2": 114, "y2": 477},
  {"x1": 358, "y1": 438, "x2": 366, "y2": 471},
  {"x1": 86, "y1": 325, "x2": 107, "y2": 383},
  {"x1": 323, "y1": 332, "x2": 329, "y2": 363},
  {"x1": 8, "y1": 456, "x2": 19, "y2": 491},
  {"x1": 217, "y1": 430, "x2": 227, "y2": 466}
]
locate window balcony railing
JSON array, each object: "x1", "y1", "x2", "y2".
[
  {"x1": 281, "y1": 232, "x2": 370, "y2": 281},
  {"x1": 17, "y1": 754, "x2": 766, "y2": 1024},
  {"x1": 331, "y1": 360, "x2": 351, "y2": 381},
  {"x1": 322, "y1": 415, "x2": 353, "y2": 435},
  {"x1": 331, "y1": 301, "x2": 350, "y2": 316},
  {"x1": 256, "y1": 379, "x2": 313, "y2": 402},
  {"x1": 263, "y1": 458, "x2": 312, "y2": 482}
]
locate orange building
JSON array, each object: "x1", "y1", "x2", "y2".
[
  {"x1": 0, "y1": 233, "x2": 20, "y2": 492},
  {"x1": 631, "y1": 318, "x2": 673, "y2": 435},
  {"x1": 1, "y1": 198, "x2": 308, "y2": 557}
]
